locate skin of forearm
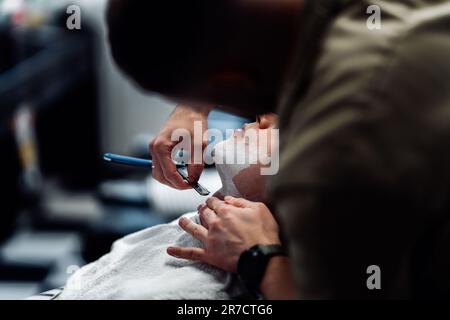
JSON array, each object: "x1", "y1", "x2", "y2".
[{"x1": 260, "y1": 256, "x2": 296, "y2": 300}]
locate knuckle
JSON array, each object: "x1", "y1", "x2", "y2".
[
  {"x1": 201, "y1": 211, "x2": 211, "y2": 222},
  {"x1": 208, "y1": 211, "x2": 217, "y2": 221},
  {"x1": 218, "y1": 211, "x2": 229, "y2": 220},
  {"x1": 209, "y1": 220, "x2": 220, "y2": 230},
  {"x1": 220, "y1": 206, "x2": 231, "y2": 215},
  {"x1": 152, "y1": 138, "x2": 161, "y2": 148},
  {"x1": 153, "y1": 138, "x2": 168, "y2": 151},
  {"x1": 215, "y1": 204, "x2": 226, "y2": 214},
  {"x1": 256, "y1": 202, "x2": 267, "y2": 210}
]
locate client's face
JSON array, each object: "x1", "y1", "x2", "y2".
[{"x1": 213, "y1": 114, "x2": 278, "y2": 202}]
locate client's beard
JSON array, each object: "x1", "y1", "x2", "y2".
[{"x1": 212, "y1": 137, "x2": 259, "y2": 198}]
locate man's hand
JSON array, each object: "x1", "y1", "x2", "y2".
[
  {"x1": 150, "y1": 104, "x2": 211, "y2": 189},
  {"x1": 167, "y1": 196, "x2": 281, "y2": 272}
]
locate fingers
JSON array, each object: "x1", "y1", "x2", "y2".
[
  {"x1": 160, "y1": 153, "x2": 191, "y2": 189},
  {"x1": 149, "y1": 104, "x2": 211, "y2": 190},
  {"x1": 206, "y1": 197, "x2": 221, "y2": 210},
  {"x1": 167, "y1": 246, "x2": 206, "y2": 262},
  {"x1": 198, "y1": 204, "x2": 217, "y2": 229},
  {"x1": 206, "y1": 197, "x2": 232, "y2": 216},
  {"x1": 149, "y1": 138, "x2": 190, "y2": 190},
  {"x1": 179, "y1": 217, "x2": 208, "y2": 242},
  {"x1": 224, "y1": 196, "x2": 253, "y2": 208},
  {"x1": 207, "y1": 196, "x2": 261, "y2": 214}
]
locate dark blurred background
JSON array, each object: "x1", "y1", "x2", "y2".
[{"x1": 0, "y1": 0, "x2": 247, "y2": 299}]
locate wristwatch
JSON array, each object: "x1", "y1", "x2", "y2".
[{"x1": 237, "y1": 244, "x2": 287, "y2": 291}]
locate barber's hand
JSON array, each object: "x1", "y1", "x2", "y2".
[
  {"x1": 150, "y1": 104, "x2": 211, "y2": 189},
  {"x1": 167, "y1": 196, "x2": 281, "y2": 272}
]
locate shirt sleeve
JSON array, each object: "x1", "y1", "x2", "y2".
[{"x1": 271, "y1": 0, "x2": 450, "y2": 299}]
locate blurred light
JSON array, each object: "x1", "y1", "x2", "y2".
[{"x1": 1, "y1": 0, "x2": 25, "y2": 14}]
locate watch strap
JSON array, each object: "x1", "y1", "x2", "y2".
[{"x1": 238, "y1": 244, "x2": 287, "y2": 292}]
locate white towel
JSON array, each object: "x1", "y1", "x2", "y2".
[{"x1": 57, "y1": 212, "x2": 246, "y2": 300}]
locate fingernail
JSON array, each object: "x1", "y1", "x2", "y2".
[{"x1": 224, "y1": 196, "x2": 233, "y2": 201}]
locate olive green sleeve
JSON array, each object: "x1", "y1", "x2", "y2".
[{"x1": 271, "y1": 0, "x2": 450, "y2": 299}]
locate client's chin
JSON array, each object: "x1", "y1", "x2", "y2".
[{"x1": 212, "y1": 139, "x2": 266, "y2": 202}]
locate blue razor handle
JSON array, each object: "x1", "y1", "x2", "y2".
[
  {"x1": 102, "y1": 153, "x2": 210, "y2": 196},
  {"x1": 103, "y1": 153, "x2": 154, "y2": 168}
]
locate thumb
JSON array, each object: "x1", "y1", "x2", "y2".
[{"x1": 224, "y1": 196, "x2": 253, "y2": 208}]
